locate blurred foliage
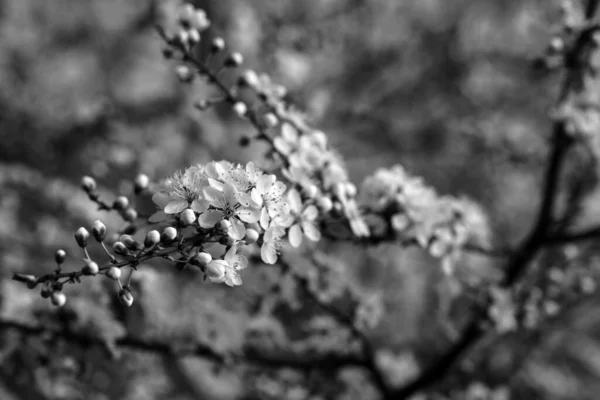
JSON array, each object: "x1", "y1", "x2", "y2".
[{"x1": 1, "y1": 0, "x2": 600, "y2": 399}]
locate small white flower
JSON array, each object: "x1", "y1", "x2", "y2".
[
  {"x1": 261, "y1": 226, "x2": 285, "y2": 264},
  {"x1": 281, "y1": 189, "x2": 321, "y2": 247}
]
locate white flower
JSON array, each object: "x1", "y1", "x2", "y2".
[
  {"x1": 281, "y1": 189, "x2": 321, "y2": 247},
  {"x1": 149, "y1": 166, "x2": 210, "y2": 222},
  {"x1": 261, "y1": 226, "x2": 285, "y2": 264},
  {"x1": 206, "y1": 244, "x2": 247, "y2": 286},
  {"x1": 199, "y1": 183, "x2": 260, "y2": 239},
  {"x1": 254, "y1": 175, "x2": 288, "y2": 229}
]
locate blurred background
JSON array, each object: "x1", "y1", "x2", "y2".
[{"x1": 1, "y1": 0, "x2": 600, "y2": 399}]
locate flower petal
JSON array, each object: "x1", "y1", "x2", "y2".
[
  {"x1": 257, "y1": 174, "x2": 276, "y2": 194},
  {"x1": 287, "y1": 189, "x2": 302, "y2": 213},
  {"x1": 229, "y1": 218, "x2": 246, "y2": 240},
  {"x1": 302, "y1": 222, "x2": 321, "y2": 242},
  {"x1": 208, "y1": 178, "x2": 224, "y2": 191},
  {"x1": 237, "y1": 207, "x2": 260, "y2": 224},
  {"x1": 225, "y1": 270, "x2": 242, "y2": 286},
  {"x1": 261, "y1": 242, "x2": 278, "y2": 264},
  {"x1": 260, "y1": 207, "x2": 270, "y2": 230},
  {"x1": 164, "y1": 200, "x2": 189, "y2": 214},
  {"x1": 302, "y1": 205, "x2": 319, "y2": 221},
  {"x1": 191, "y1": 198, "x2": 209, "y2": 213},
  {"x1": 152, "y1": 192, "x2": 172, "y2": 208},
  {"x1": 288, "y1": 224, "x2": 303, "y2": 247},
  {"x1": 148, "y1": 211, "x2": 168, "y2": 223},
  {"x1": 203, "y1": 186, "x2": 223, "y2": 205},
  {"x1": 198, "y1": 210, "x2": 223, "y2": 228}
]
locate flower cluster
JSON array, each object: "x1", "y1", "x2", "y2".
[
  {"x1": 359, "y1": 165, "x2": 477, "y2": 267},
  {"x1": 149, "y1": 160, "x2": 323, "y2": 275}
]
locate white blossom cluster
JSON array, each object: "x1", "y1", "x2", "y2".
[{"x1": 149, "y1": 161, "x2": 322, "y2": 285}]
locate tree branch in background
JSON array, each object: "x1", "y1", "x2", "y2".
[{"x1": 390, "y1": 1, "x2": 600, "y2": 397}]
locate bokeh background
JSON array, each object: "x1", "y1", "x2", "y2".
[{"x1": 1, "y1": 0, "x2": 600, "y2": 399}]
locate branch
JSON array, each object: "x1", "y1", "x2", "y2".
[{"x1": 389, "y1": 1, "x2": 600, "y2": 394}]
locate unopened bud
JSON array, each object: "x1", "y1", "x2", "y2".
[
  {"x1": 263, "y1": 113, "x2": 278, "y2": 128},
  {"x1": 215, "y1": 219, "x2": 231, "y2": 235},
  {"x1": 120, "y1": 234, "x2": 141, "y2": 251},
  {"x1": 161, "y1": 227, "x2": 178, "y2": 243},
  {"x1": 113, "y1": 196, "x2": 129, "y2": 210},
  {"x1": 144, "y1": 230, "x2": 161, "y2": 248},
  {"x1": 51, "y1": 292, "x2": 67, "y2": 307},
  {"x1": 211, "y1": 37, "x2": 225, "y2": 53},
  {"x1": 233, "y1": 102, "x2": 247, "y2": 118},
  {"x1": 177, "y1": 30, "x2": 190, "y2": 46},
  {"x1": 225, "y1": 52, "x2": 243, "y2": 67},
  {"x1": 133, "y1": 174, "x2": 150, "y2": 194},
  {"x1": 305, "y1": 184, "x2": 318, "y2": 199},
  {"x1": 239, "y1": 69, "x2": 259, "y2": 87},
  {"x1": 75, "y1": 227, "x2": 90, "y2": 248},
  {"x1": 107, "y1": 266, "x2": 122, "y2": 280},
  {"x1": 81, "y1": 176, "x2": 97, "y2": 193},
  {"x1": 244, "y1": 228, "x2": 259, "y2": 245},
  {"x1": 55, "y1": 249, "x2": 67, "y2": 264},
  {"x1": 123, "y1": 208, "x2": 138, "y2": 222},
  {"x1": 113, "y1": 241, "x2": 128, "y2": 255},
  {"x1": 176, "y1": 65, "x2": 194, "y2": 83},
  {"x1": 548, "y1": 36, "x2": 564, "y2": 53},
  {"x1": 317, "y1": 196, "x2": 333, "y2": 213},
  {"x1": 92, "y1": 220, "x2": 107, "y2": 242},
  {"x1": 191, "y1": 252, "x2": 212, "y2": 270},
  {"x1": 345, "y1": 183, "x2": 357, "y2": 197},
  {"x1": 180, "y1": 208, "x2": 196, "y2": 226},
  {"x1": 205, "y1": 260, "x2": 226, "y2": 280},
  {"x1": 187, "y1": 29, "x2": 201, "y2": 45},
  {"x1": 191, "y1": 10, "x2": 210, "y2": 31},
  {"x1": 118, "y1": 289, "x2": 134, "y2": 307},
  {"x1": 83, "y1": 261, "x2": 99, "y2": 276}
]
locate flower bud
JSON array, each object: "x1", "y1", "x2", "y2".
[
  {"x1": 177, "y1": 30, "x2": 190, "y2": 46},
  {"x1": 180, "y1": 208, "x2": 196, "y2": 226},
  {"x1": 244, "y1": 228, "x2": 259, "y2": 245},
  {"x1": 51, "y1": 292, "x2": 67, "y2": 307},
  {"x1": 161, "y1": 227, "x2": 178, "y2": 243},
  {"x1": 263, "y1": 113, "x2": 278, "y2": 128},
  {"x1": 205, "y1": 260, "x2": 226, "y2": 281},
  {"x1": 176, "y1": 65, "x2": 194, "y2": 83},
  {"x1": 224, "y1": 52, "x2": 243, "y2": 67},
  {"x1": 118, "y1": 289, "x2": 134, "y2": 307},
  {"x1": 233, "y1": 102, "x2": 247, "y2": 118},
  {"x1": 317, "y1": 196, "x2": 333, "y2": 213},
  {"x1": 187, "y1": 29, "x2": 201, "y2": 45},
  {"x1": 55, "y1": 249, "x2": 67, "y2": 264},
  {"x1": 92, "y1": 220, "x2": 107, "y2": 242},
  {"x1": 345, "y1": 183, "x2": 357, "y2": 197},
  {"x1": 239, "y1": 69, "x2": 259, "y2": 87},
  {"x1": 211, "y1": 37, "x2": 225, "y2": 53},
  {"x1": 81, "y1": 176, "x2": 97, "y2": 193},
  {"x1": 190, "y1": 252, "x2": 212, "y2": 270},
  {"x1": 107, "y1": 266, "x2": 122, "y2": 281},
  {"x1": 113, "y1": 196, "x2": 129, "y2": 210},
  {"x1": 548, "y1": 36, "x2": 564, "y2": 53},
  {"x1": 214, "y1": 219, "x2": 231, "y2": 236},
  {"x1": 133, "y1": 174, "x2": 150, "y2": 194},
  {"x1": 191, "y1": 10, "x2": 210, "y2": 31},
  {"x1": 113, "y1": 241, "x2": 129, "y2": 255},
  {"x1": 83, "y1": 261, "x2": 99, "y2": 276},
  {"x1": 120, "y1": 234, "x2": 141, "y2": 251},
  {"x1": 144, "y1": 230, "x2": 161, "y2": 248},
  {"x1": 123, "y1": 208, "x2": 138, "y2": 222},
  {"x1": 305, "y1": 184, "x2": 318, "y2": 199},
  {"x1": 74, "y1": 227, "x2": 90, "y2": 248}
]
